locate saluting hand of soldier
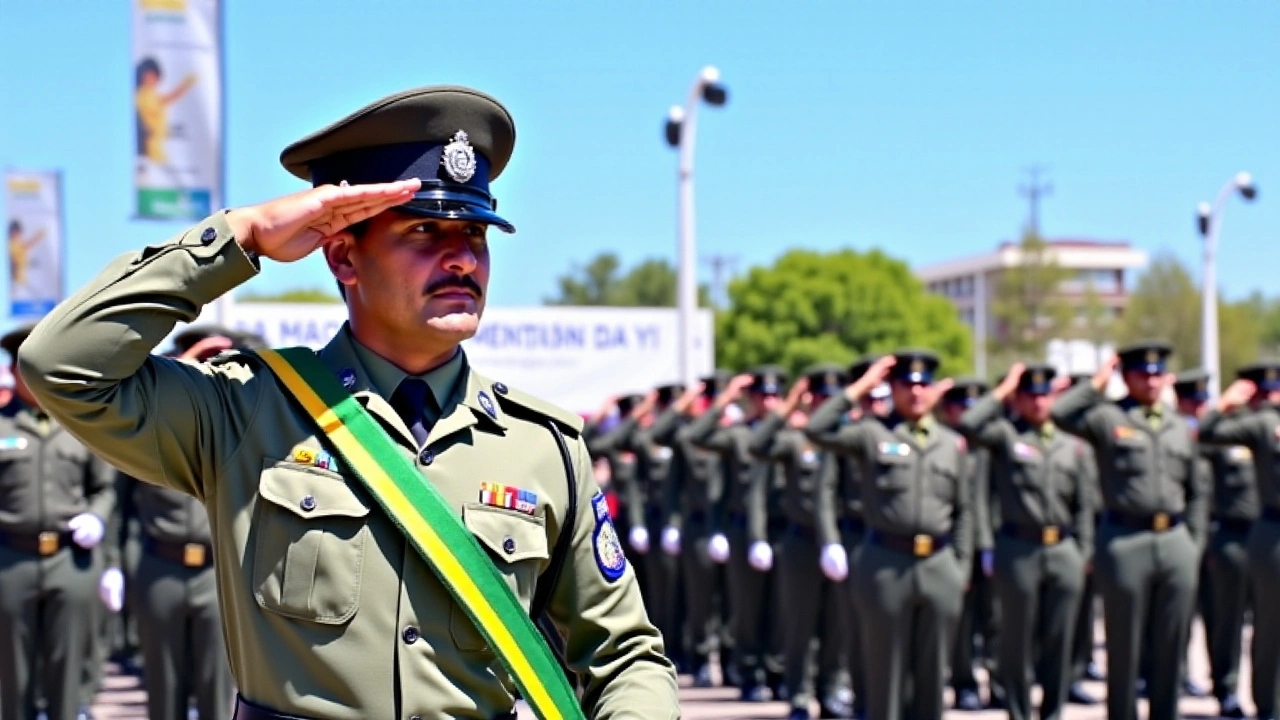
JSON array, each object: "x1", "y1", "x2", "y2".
[
  {"x1": 1092, "y1": 353, "x2": 1121, "y2": 390},
  {"x1": 920, "y1": 377, "x2": 955, "y2": 414},
  {"x1": 1218, "y1": 378, "x2": 1257, "y2": 412},
  {"x1": 994, "y1": 362, "x2": 1026, "y2": 402},
  {"x1": 228, "y1": 179, "x2": 422, "y2": 262},
  {"x1": 844, "y1": 354, "x2": 897, "y2": 402}
]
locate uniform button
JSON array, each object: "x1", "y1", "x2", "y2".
[
  {"x1": 402, "y1": 626, "x2": 419, "y2": 644},
  {"x1": 418, "y1": 448, "x2": 433, "y2": 465},
  {"x1": 493, "y1": 382, "x2": 508, "y2": 395},
  {"x1": 410, "y1": 716, "x2": 422, "y2": 720},
  {"x1": 200, "y1": 227, "x2": 217, "y2": 244},
  {"x1": 300, "y1": 495, "x2": 316, "y2": 512},
  {"x1": 502, "y1": 537, "x2": 516, "y2": 555}
]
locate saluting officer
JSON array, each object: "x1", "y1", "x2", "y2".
[
  {"x1": 1051, "y1": 342, "x2": 1207, "y2": 720},
  {"x1": 654, "y1": 371, "x2": 733, "y2": 687},
  {"x1": 1172, "y1": 369, "x2": 1253, "y2": 718},
  {"x1": 682, "y1": 367, "x2": 786, "y2": 701},
  {"x1": 19, "y1": 85, "x2": 679, "y2": 719},
  {"x1": 748, "y1": 370, "x2": 851, "y2": 719},
  {"x1": 584, "y1": 393, "x2": 648, "y2": 597},
  {"x1": 0, "y1": 325, "x2": 117, "y2": 720},
  {"x1": 1065, "y1": 371, "x2": 1104, "y2": 705},
  {"x1": 958, "y1": 363, "x2": 1094, "y2": 720},
  {"x1": 938, "y1": 378, "x2": 1002, "y2": 712},
  {"x1": 812, "y1": 356, "x2": 889, "y2": 720},
  {"x1": 1196, "y1": 360, "x2": 1280, "y2": 720},
  {"x1": 806, "y1": 350, "x2": 972, "y2": 720}
]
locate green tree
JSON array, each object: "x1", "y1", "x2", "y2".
[
  {"x1": 1242, "y1": 291, "x2": 1280, "y2": 358},
  {"x1": 715, "y1": 248, "x2": 972, "y2": 378},
  {"x1": 1115, "y1": 252, "x2": 1261, "y2": 379},
  {"x1": 544, "y1": 252, "x2": 711, "y2": 307},
  {"x1": 238, "y1": 287, "x2": 341, "y2": 303},
  {"x1": 988, "y1": 231, "x2": 1074, "y2": 369}
]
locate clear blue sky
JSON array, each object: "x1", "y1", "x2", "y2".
[{"x1": 1, "y1": 1, "x2": 1276, "y2": 321}]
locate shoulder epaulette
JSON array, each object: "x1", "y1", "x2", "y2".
[{"x1": 488, "y1": 380, "x2": 584, "y2": 438}]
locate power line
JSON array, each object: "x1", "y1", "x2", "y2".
[{"x1": 701, "y1": 254, "x2": 739, "y2": 306}]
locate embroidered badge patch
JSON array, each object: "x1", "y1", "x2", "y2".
[
  {"x1": 877, "y1": 441, "x2": 911, "y2": 457},
  {"x1": 1013, "y1": 442, "x2": 1040, "y2": 459},
  {"x1": 591, "y1": 493, "x2": 626, "y2": 582},
  {"x1": 0, "y1": 436, "x2": 28, "y2": 451},
  {"x1": 479, "y1": 482, "x2": 538, "y2": 515},
  {"x1": 1113, "y1": 426, "x2": 1137, "y2": 441},
  {"x1": 338, "y1": 368, "x2": 357, "y2": 390}
]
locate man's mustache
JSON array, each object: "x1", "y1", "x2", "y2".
[{"x1": 425, "y1": 275, "x2": 483, "y2": 298}]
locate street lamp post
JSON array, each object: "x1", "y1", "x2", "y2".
[
  {"x1": 665, "y1": 66, "x2": 728, "y2": 387},
  {"x1": 1197, "y1": 171, "x2": 1257, "y2": 400}
]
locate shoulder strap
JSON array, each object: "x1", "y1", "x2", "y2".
[{"x1": 253, "y1": 347, "x2": 584, "y2": 720}]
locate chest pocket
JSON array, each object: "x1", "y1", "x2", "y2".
[
  {"x1": 871, "y1": 443, "x2": 914, "y2": 492},
  {"x1": 927, "y1": 453, "x2": 959, "y2": 502},
  {"x1": 1111, "y1": 434, "x2": 1148, "y2": 474},
  {"x1": 450, "y1": 503, "x2": 550, "y2": 652},
  {"x1": 252, "y1": 462, "x2": 371, "y2": 625}
]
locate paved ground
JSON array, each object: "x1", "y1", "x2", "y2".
[{"x1": 87, "y1": 619, "x2": 1250, "y2": 719}]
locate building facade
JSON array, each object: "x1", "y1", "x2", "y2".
[{"x1": 915, "y1": 239, "x2": 1148, "y2": 377}]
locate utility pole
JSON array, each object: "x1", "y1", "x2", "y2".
[
  {"x1": 702, "y1": 254, "x2": 738, "y2": 307},
  {"x1": 1018, "y1": 165, "x2": 1053, "y2": 236}
]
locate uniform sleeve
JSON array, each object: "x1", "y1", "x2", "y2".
[
  {"x1": 84, "y1": 450, "x2": 118, "y2": 523},
  {"x1": 586, "y1": 418, "x2": 636, "y2": 457},
  {"x1": 16, "y1": 213, "x2": 265, "y2": 501},
  {"x1": 745, "y1": 462, "x2": 771, "y2": 545},
  {"x1": 1073, "y1": 442, "x2": 1096, "y2": 562},
  {"x1": 105, "y1": 472, "x2": 139, "y2": 569},
  {"x1": 958, "y1": 394, "x2": 1015, "y2": 449},
  {"x1": 814, "y1": 452, "x2": 840, "y2": 547},
  {"x1": 661, "y1": 446, "x2": 685, "y2": 532},
  {"x1": 1186, "y1": 451, "x2": 1210, "y2": 550},
  {"x1": 970, "y1": 450, "x2": 993, "y2": 551},
  {"x1": 685, "y1": 407, "x2": 730, "y2": 452},
  {"x1": 647, "y1": 408, "x2": 683, "y2": 448},
  {"x1": 747, "y1": 412, "x2": 792, "y2": 461},
  {"x1": 804, "y1": 395, "x2": 866, "y2": 456},
  {"x1": 1049, "y1": 382, "x2": 1111, "y2": 446},
  {"x1": 1199, "y1": 409, "x2": 1271, "y2": 448},
  {"x1": 951, "y1": 438, "x2": 975, "y2": 566},
  {"x1": 550, "y1": 436, "x2": 680, "y2": 719}
]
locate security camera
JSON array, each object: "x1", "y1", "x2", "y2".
[
  {"x1": 664, "y1": 106, "x2": 684, "y2": 148},
  {"x1": 1196, "y1": 202, "x2": 1211, "y2": 236},
  {"x1": 1236, "y1": 171, "x2": 1257, "y2": 201}
]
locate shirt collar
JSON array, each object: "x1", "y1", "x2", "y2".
[{"x1": 348, "y1": 335, "x2": 465, "y2": 409}]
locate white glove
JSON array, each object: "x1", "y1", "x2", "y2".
[
  {"x1": 629, "y1": 526, "x2": 650, "y2": 554},
  {"x1": 748, "y1": 541, "x2": 773, "y2": 572},
  {"x1": 98, "y1": 568, "x2": 124, "y2": 613},
  {"x1": 661, "y1": 526, "x2": 681, "y2": 556},
  {"x1": 820, "y1": 543, "x2": 849, "y2": 582},
  {"x1": 68, "y1": 513, "x2": 104, "y2": 549},
  {"x1": 707, "y1": 533, "x2": 730, "y2": 564}
]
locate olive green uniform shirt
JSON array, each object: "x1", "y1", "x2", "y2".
[
  {"x1": 17, "y1": 212, "x2": 678, "y2": 720},
  {"x1": 650, "y1": 408, "x2": 724, "y2": 531},
  {"x1": 0, "y1": 403, "x2": 116, "y2": 534},
  {"x1": 1199, "y1": 405, "x2": 1280, "y2": 512},
  {"x1": 1050, "y1": 383, "x2": 1208, "y2": 546},
  {"x1": 958, "y1": 395, "x2": 1096, "y2": 560},
  {"x1": 805, "y1": 395, "x2": 974, "y2": 564},
  {"x1": 747, "y1": 412, "x2": 824, "y2": 530}
]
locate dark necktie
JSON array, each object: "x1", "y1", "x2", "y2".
[{"x1": 390, "y1": 378, "x2": 431, "y2": 448}]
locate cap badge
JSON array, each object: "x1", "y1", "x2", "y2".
[
  {"x1": 1146, "y1": 349, "x2": 1160, "y2": 363},
  {"x1": 911, "y1": 359, "x2": 924, "y2": 373},
  {"x1": 1267, "y1": 368, "x2": 1278, "y2": 382},
  {"x1": 968, "y1": 385, "x2": 980, "y2": 398},
  {"x1": 441, "y1": 130, "x2": 477, "y2": 183},
  {"x1": 1031, "y1": 370, "x2": 1045, "y2": 385},
  {"x1": 1196, "y1": 379, "x2": 1207, "y2": 391}
]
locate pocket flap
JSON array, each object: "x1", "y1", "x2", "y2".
[
  {"x1": 463, "y1": 503, "x2": 549, "y2": 563},
  {"x1": 258, "y1": 463, "x2": 370, "y2": 520}
]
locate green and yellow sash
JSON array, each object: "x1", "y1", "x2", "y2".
[{"x1": 255, "y1": 347, "x2": 584, "y2": 720}]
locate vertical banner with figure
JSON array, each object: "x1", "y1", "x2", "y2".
[
  {"x1": 4, "y1": 170, "x2": 64, "y2": 319},
  {"x1": 132, "y1": 0, "x2": 222, "y2": 220}
]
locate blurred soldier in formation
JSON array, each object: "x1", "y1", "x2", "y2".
[
  {"x1": 1051, "y1": 342, "x2": 1207, "y2": 720},
  {"x1": 747, "y1": 369, "x2": 851, "y2": 718},
  {"x1": 958, "y1": 363, "x2": 1094, "y2": 720},
  {"x1": 584, "y1": 393, "x2": 648, "y2": 598},
  {"x1": 0, "y1": 325, "x2": 117, "y2": 720},
  {"x1": 1197, "y1": 360, "x2": 1280, "y2": 720},
  {"x1": 655, "y1": 372, "x2": 733, "y2": 687},
  {"x1": 937, "y1": 377, "x2": 1004, "y2": 712},
  {"x1": 1172, "y1": 368, "x2": 1253, "y2": 718},
  {"x1": 806, "y1": 350, "x2": 972, "y2": 720},
  {"x1": 685, "y1": 368, "x2": 785, "y2": 702}
]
